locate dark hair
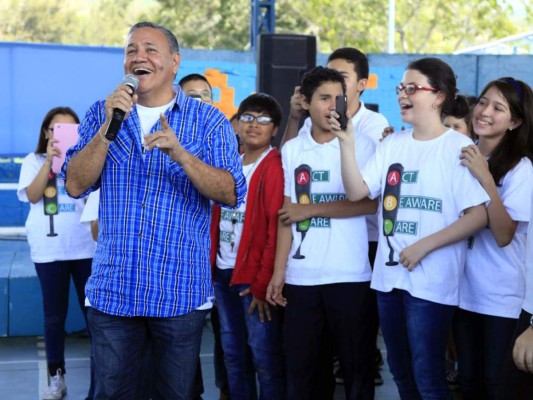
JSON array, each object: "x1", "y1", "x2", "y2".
[
  {"x1": 476, "y1": 77, "x2": 533, "y2": 185},
  {"x1": 229, "y1": 113, "x2": 239, "y2": 123},
  {"x1": 36, "y1": 107, "x2": 80, "y2": 154},
  {"x1": 442, "y1": 95, "x2": 476, "y2": 131},
  {"x1": 328, "y1": 47, "x2": 369, "y2": 80},
  {"x1": 237, "y1": 93, "x2": 283, "y2": 127},
  {"x1": 178, "y1": 73, "x2": 212, "y2": 92},
  {"x1": 407, "y1": 58, "x2": 457, "y2": 116},
  {"x1": 129, "y1": 22, "x2": 180, "y2": 53},
  {"x1": 443, "y1": 95, "x2": 476, "y2": 120},
  {"x1": 299, "y1": 66, "x2": 346, "y2": 107}
]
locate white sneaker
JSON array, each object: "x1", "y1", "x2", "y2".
[{"x1": 43, "y1": 369, "x2": 67, "y2": 400}]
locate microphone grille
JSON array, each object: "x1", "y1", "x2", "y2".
[{"x1": 123, "y1": 74, "x2": 139, "y2": 91}]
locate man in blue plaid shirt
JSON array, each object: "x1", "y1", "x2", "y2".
[{"x1": 63, "y1": 21, "x2": 246, "y2": 399}]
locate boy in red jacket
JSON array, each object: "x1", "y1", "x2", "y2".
[{"x1": 210, "y1": 93, "x2": 285, "y2": 399}]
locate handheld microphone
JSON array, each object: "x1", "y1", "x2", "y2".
[{"x1": 104, "y1": 74, "x2": 139, "y2": 141}]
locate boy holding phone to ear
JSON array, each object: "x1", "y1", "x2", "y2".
[
  {"x1": 267, "y1": 66, "x2": 378, "y2": 399},
  {"x1": 280, "y1": 46, "x2": 390, "y2": 387}
]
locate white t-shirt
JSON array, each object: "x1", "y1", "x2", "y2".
[
  {"x1": 17, "y1": 153, "x2": 96, "y2": 263},
  {"x1": 80, "y1": 189, "x2": 100, "y2": 223},
  {"x1": 460, "y1": 157, "x2": 533, "y2": 318},
  {"x1": 282, "y1": 128, "x2": 374, "y2": 286},
  {"x1": 522, "y1": 189, "x2": 533, "y2": 315},
  {"x1": 136, "y1": 99, "x2": 174, "y2": 154},
  {"x1": 301, "y1": 102, "x2": 389, "y2": 242},
  {"x1": 217, "y1": 148, "x2": 273, "y2": 269},
  {"x1": 362, "y1": 129, "x2": 490, "y2": 305}
]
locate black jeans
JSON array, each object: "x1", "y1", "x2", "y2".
[
  {"x1": 453, "y1": 308, "x2": 518, "y2": 400},
  {"x1": 284, "y1": 282, "x2": 375, "y2": 400},
  {"x1": 498, "y1": 309, "x2": 533, "y2": 400}
]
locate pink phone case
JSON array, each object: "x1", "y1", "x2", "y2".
[{"x1": 51, "y1": 123, "x2": 79, "y2": 174}]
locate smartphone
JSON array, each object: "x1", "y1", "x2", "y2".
[
  {"x1": 336, "y1": 95, "x2": 348, "y2": 130},
  {"x1": 51, "y1": 123, "x2": 79, "y2": 173}
]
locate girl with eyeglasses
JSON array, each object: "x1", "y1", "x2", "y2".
[
  {"x1": 332, "y1": 57, "x2": 489, "y2": 399},
  {"x1": 454, "y1": 78, "x2": 533, "y2": 399},
  {"x1": 17, "y1": 107, "x2": 95, "y2": 400}
]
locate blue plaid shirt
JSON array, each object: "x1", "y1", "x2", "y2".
[{"x1": 62, "y1": 88, "x2": 246, "y2": 317}]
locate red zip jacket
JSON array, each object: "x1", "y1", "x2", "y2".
[{"x1": 210, "y1": 148, "x2": 284, "y2": 301}]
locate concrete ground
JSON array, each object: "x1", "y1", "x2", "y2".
[{"x1": 0, "y1": 324, "x2": 403, "y2": 399}]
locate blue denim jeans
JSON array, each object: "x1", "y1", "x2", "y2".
[
  {"x1": 377, "y1": 289, "x2": 455, "y2": 400},
  {"x1": 214, "y1": 267, "x2": 284, "y2": 400},
  {"x1": 35, "y1": 259, "x2": 92, "y2": 375},
  {"x1": 88, "y1": 307, "x2": 208, "y2": 400},
  {"x1": 453, "y1": 308, "x2": 518, "y2": 400},
  {"x1": 210, "y1": 305, "x2": 230, "y2": 394}
]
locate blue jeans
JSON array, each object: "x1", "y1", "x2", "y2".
[
  {"x1": 88, "y1": 307, "x2": 208, "y2": 400},
  {"x1": 214, "y1": 267, "x2": 284, "y2": 400},
  {"x1": 35, "y1": 259, "x2": 92, "y2": 375},
  {"x1": 377, "y1": 289, "x2": 455, "y2": 400},
  {"x1": 453, "y1": 308, "x2": 518, "y2": 400},
  {"x1": 210, "y1": 305, "x2": 230, "y2": 394}
]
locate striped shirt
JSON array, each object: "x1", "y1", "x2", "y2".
[{"x1": 62, "y1": 88, "x2": 246, "y2": 317}]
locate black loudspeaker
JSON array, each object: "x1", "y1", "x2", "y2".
[{"x1": 257, "y1": 34, "x2": 317, "y2": 148}]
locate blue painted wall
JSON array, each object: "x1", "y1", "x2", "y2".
[{"x1": 2, "y1": 41, "x2": 533, "y2": 157}]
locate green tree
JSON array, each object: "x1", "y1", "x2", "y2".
[
  {"x1": 0, "y1": 0, "x2": 156, "y2": 46},
  {"x1": 71, "y1": 0, "x2": 137, "y2": 46},
  {"x1": 147, "y1": 0, "x2": 532, "y2": 53},
  {"x1": 276, "y1": 0, "x2": 532, "y2": 54},
  {"x1": 394, "y1": 0, "x2": 522, "y2": 53},
  {"x1": 0, "y1": 0, "x2": 79, "y2": 43},
  {"x1": 144, "y1": 0, "x2": 250, "y2": 49},
  {"x1": 0, "y1": 0, "x2": 531, "y2": 54}
]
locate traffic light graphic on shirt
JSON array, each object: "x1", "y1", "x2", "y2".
[
  {"x1": 43, "y1": 172, "x2": 58, "y2": 237},
  {"x1": 382, "y1": 163, "x2": 403, "y2": 266},
  {"x1": 293, "y1": 164, "x2": 312, "y2": 259}
]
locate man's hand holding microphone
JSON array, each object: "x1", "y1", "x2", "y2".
[{"x1": 103, "y1": 74, "x2": 139, "y2": 143}]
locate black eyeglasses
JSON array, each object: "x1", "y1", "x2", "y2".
[
  {"x1": 396, "y1": 84, "x2": 439, "y2": 96},
  {"x1": 239, "y1": 114, "x2": 273, "y2": 125}
]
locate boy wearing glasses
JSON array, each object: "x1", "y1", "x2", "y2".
[
  {"x1": 267, "y1": 66, "x2": 378, "y2": 399},
  {"x1": 210, "y1": 93, "x2": 285, "y2": 399}
]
